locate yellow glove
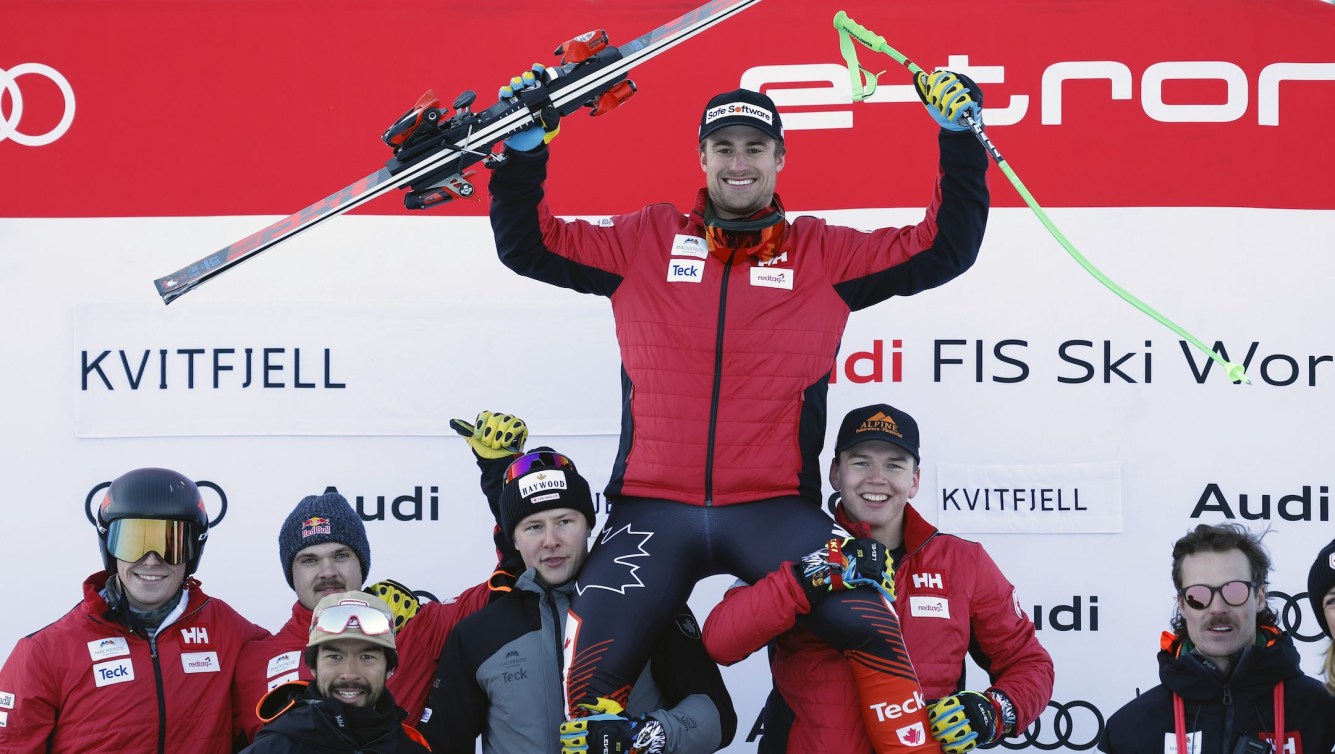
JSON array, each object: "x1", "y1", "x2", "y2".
[
  {"x1": 369, "y1": 579, "x2": 420, "y2": 632},
  {"x1": 450, "y1": 410, "x2": 528, "y2": 459}
]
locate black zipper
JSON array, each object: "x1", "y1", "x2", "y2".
[
  {"x1": 703, "y1": 250, "x2": 737, "y2": 506},
  {"x1": 545, "y1": 589, "x2": 563, "y2": 674},
  {"x1": 149, "y1": 632, "x2": 166, "y2": 754}
]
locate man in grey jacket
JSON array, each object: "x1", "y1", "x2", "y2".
[{"x1": 418, "y1": 448, "x2": 736, "y2": 754}]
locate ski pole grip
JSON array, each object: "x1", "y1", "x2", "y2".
[
  {"x1": 833, "y1": 11, "x2": 882, "y2": 49},
  {"x1": 833, "y1": 10, "x2": 917, "y2": 73}
]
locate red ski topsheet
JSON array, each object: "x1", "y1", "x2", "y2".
[{"x1": 3, "y1": 0, "x2": 1334, "y2": 217}]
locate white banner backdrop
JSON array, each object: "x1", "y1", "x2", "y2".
[{"x1": 3, "y1": 205, "x2": 1335, "y2": 752}]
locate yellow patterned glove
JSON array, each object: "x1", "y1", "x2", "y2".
[
  {"x1": 369, "y1": 579, "x2": 420, "y2": 632},
  {"x1": 450, "y1": 410, "x2": 528, "y2": 459},
  {"x1": 928, "y1": 690, "x2": 1005, "y2": 754},
  {"x1": 914, "y1": 70, "x2": 982, "y2": 132}
]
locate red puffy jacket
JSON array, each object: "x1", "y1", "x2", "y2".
[
  {"x1": 234, "y1": 580, "x2": 493, "y2": 740},
  {"x1": 0, "y1": 572, "x2": 269, "y2": 753},
  {"x1": 490, "y1": 131, "x2": 989, "y2": 506},
  {"x1": 703, "y1": 503, "x2": 1054, "y2": 753}
]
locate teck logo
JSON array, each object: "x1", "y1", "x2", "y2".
[{"x1": 870, "y1": 690, "x2": 925, "y2": 722}]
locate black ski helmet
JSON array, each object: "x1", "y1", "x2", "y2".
[{"x1": 96, "y1": 467, "x2": 210, "y2": 576}]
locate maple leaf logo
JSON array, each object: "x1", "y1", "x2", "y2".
[{"x1": 576, "y1": 524, "x2": 654, "y2": 596}]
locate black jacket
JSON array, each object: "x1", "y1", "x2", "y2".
[
  {"x1": 419, "y1": 570, "x2": 735, "y2": 754},
  {"x1": 1100, "y1": 628, "x2": 1335, "y2": 754},
  {"x1": 242, "y1": 681, "x2": 432, "y2": 753}
]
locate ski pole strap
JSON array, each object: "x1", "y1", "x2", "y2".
[{"x1": 832, "y1": 10, "x2": 1249, "y2": 384}]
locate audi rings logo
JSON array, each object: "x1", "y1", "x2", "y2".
[
  {"x1": 1, "y1": 63, "x2": 76, "y2": 146},
  {"x1": 1270, "y1": 589, "x2": 1325, "y2": 644},
  {"x1": 1000, "y1": 699, "x2": 1104, "y2": 751},
  {"x1": 84, "y1": 479, "x2": 229, "y2": 529}
]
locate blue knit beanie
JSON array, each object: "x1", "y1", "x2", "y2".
[{"x1": 278, "y1": 492, "x2": 371, "y2": 588}]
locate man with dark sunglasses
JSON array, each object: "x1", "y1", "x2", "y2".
[
  {"x1": 418, "y1": 449, "x2": 736, "y2": 754},
  {"x1": 0, "y1": 467, "x2": 270, "y2": 753},
  {"x1": 242, "y1": 591, "x2": 431, "y2": 753},
  {"x1": 235, "y1": 410, "x2": 531, "y2": 740},
  {"x1": 1100, "y1": 523, "x2": 1335, "y2": 754}
]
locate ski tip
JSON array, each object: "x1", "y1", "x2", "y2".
[{"x1": 154, "y1": 274, "x2": 186, "y2": 305}]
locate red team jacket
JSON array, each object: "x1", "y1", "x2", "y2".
[
  {"x1": 0, "y1": 572, "x2": 269, "y2": 754},
  {"x1": 233, "y1": 580, "x2": 494, "y2": 739},
  {"x1": 703, "y1": 504, "x2": 1054, "y2": 753},
  {"x1": 490, "y1": 130, "x2": 989, "y2": 506}
]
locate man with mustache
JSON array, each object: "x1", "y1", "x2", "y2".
[
  {"x1": 1100, "y1": 523, "x2": 1335, "y2": 754},
  {"x1": 234, "y1": 410, "x2": 531, "y2": 740},
  {"x1": 242, "y1": 591, "x2": 431, "y2": 752}
]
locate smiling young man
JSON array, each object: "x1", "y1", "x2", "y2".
[
  {"x1": 234, "y1": 411, "x2": 531, "y2": 740},
  {"x1": 1100, "y1": 524, "x2": 1335, "y2": 754},
  {"x1": 243, "y1": 591, "x2": 431, "y2": 753},
  {"x1": 489, "y1": 71, "x2": 990, "y2": 752},
  {"x1": 0, "y1": 467, "x2": 269, "y2": 753},
  {"x1": 702, "y1": 404, "x2": 1053, "y2": 754},
  {"x1": 419, "y1": 449, "x2": 735, "y2": 754}
]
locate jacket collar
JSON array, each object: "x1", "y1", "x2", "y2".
[{"x1": 832, "y1": 501, "x2": 938, "y2": 554}]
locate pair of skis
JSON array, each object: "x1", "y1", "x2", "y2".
[{"x1": 153, "y1": 0, "x2": 762, "y2": 304}]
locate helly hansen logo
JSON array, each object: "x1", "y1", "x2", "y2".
[
  {"x1": 757, "y1": 252, "x2": 789, "y2": 267},
  {"x1": 911, "y1": 572, "x2": 945, "y2": 590},
  {"x1": 179, "y1": 626, "x2": 210, "y2": 645},
  {"x1": 667, "y1": 258, "x2": 705, "y2": 283}
]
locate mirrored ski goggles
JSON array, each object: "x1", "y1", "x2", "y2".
[
  {"x1": 1179, "y1": 580, "x2": 1255, "y2": 610},
  {"x1": 310, "y1": 603, "x2": 394, "y2": 638},
  {"x1": 504, "y1": 450, "x2": 577, "y2": 485},
  {"x1": 105, "y1": 518, "x2": 201, "y2": 565}
]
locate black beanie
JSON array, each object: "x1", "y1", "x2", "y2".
[
  {"x1": 278, "y1": 492, "x2": 371, "y2": 588},
  {"x1": 1308, "y1": 538, "x2": 1335, "y2": 638},
  {"x1": 498, "y1": 449, "x2": 596, "y2": 542}
]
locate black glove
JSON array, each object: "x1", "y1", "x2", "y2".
[
  {"x1": 559, "y1": 698, "x2": 666, "y2": 754},
  {"x1": 915, "y1": 70, "x2": 983, "y2": 131},
  {"x1": 450, "y1": 410, "x2": 528, "y2": 459},
  {"x1": 928, "y1": 689, "x2": 1010, "y2": 753},
  {"x1": 794, "y1": 536, "x2": 895, "y2": 605}
]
